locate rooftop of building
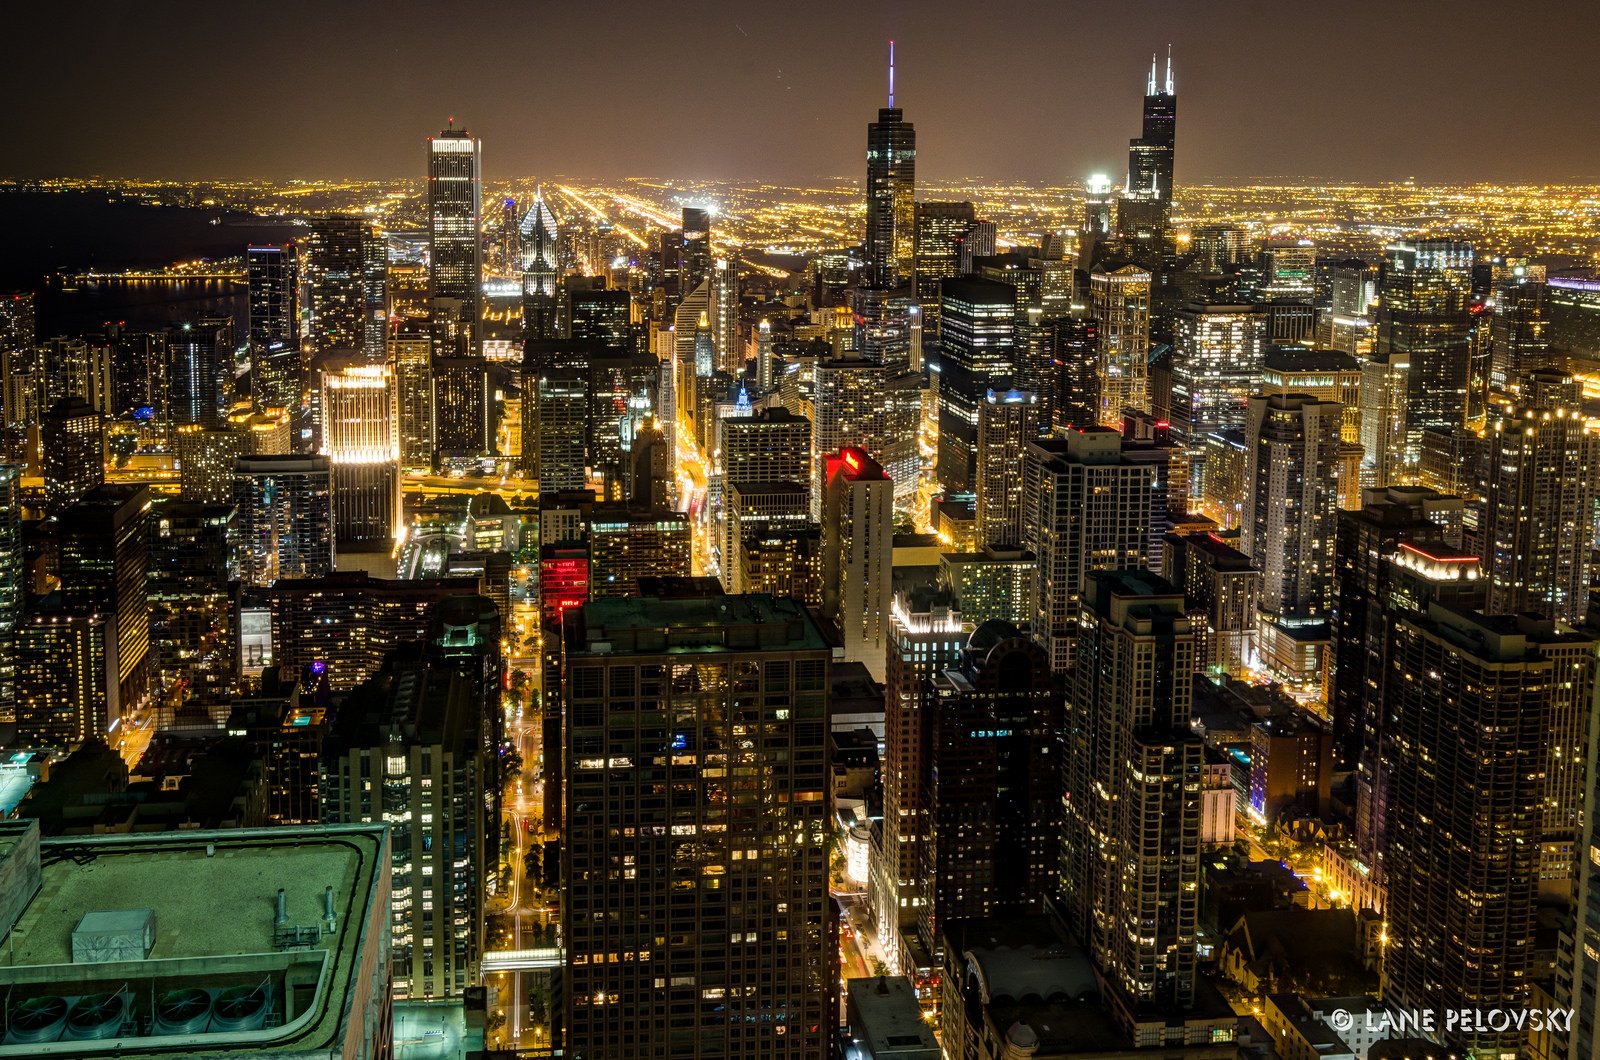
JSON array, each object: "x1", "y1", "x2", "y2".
[
  {"x1": 1166, "y1": 531, "x2": 1255, "y2": 569},
  {"x1": 570, "y1": 593, "x2": 831, "y2": 657},
  {"x1": 0, "y1": 823, "x2": 387, "y2": 1057},
  {"x1": 846, "y1": 976, "x2": 937, "y2": 1056},
  {"x1": 1262, "y1": 346, "x2": 1360, "y2": 372}
]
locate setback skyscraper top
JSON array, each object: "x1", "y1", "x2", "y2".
[{"x1": 865, "y1": 42, "x2": 915, "y2": 287}]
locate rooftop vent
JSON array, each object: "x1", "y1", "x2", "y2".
[{"x1": 71, "y1": 909, "x2": 156, "y2": 963}]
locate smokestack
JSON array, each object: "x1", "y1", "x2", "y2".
[
  {"x1": 322, "y1": 886, "x2": 338, "y2": 934},
  {"x1": 274, "y1": 889, "x2": 288, "y2": 929}
]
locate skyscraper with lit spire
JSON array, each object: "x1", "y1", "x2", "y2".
[
  {"x1": 865, "y1": 41, "x2": 916, "y2": 287},
  {"x1": 1118, "y1": 48, "x2": 1176, "y2": 262}
]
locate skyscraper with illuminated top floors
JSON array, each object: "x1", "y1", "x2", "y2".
[
  {"x1": 865, "y1": 42, "x2": 915, "y2": 287},
  {"x1": 823, "y1": 447, "x2": 894, "y2": 681},
  {"x1": 320, "y1": 362, "x2": 400, "y2": 550},
  {"x1": 427, "y1": 121, "x2": 483, "y2": 352}
]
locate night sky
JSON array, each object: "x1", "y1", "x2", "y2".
[{"x1": 4, "y1": 0, "x2": 1595, "y2": 183}]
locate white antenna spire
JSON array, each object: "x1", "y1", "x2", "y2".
[
  {"x1": 1147, "y1": 53, "x2": 1157, "y2": 95},
  {"x1": 1165, "y1": 44, "x2": 1173, "y2": 94},
  {"x1": 888, "y1": 40, "x2": 896, "y2": 108}
]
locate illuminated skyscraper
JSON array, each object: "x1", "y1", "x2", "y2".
[
  {"x1": 431, "y1": 355, "x2": 492, "y2": 460},
  {"x1": 427, "y1": 121, "x2": 483, "y2": 351},
  {"x1": 936, "y1": 276, "x2": 1017, "y2": 491},
  {"x1": 1062, "y1": 569, "x2": 1201, "y2": 1031},
  {"x1": 0, "y1": 465, "x2": 18, "y2": 708},
  {"x1": 527, "y1": 367, "x2": 589, "y2": 492},
  {"x1": 1022, "y1": 429, "x2": 1153, "y2": 673},
  {"x1": 588, "y1": 508, "x2": 692, "y2": 597},
  {"x1": 1481, "y1": 378, "x2": 1600, "y2": 625},
  {"x1": 1242, "y1": 394, "x2": 1342, "y2": 689},
  {"x1": 865, "y1": 42, "x2": 915, "y2": 287},
  {"x1": 1170, "y1": 302, "x2": 1264, "y2": 483},
  {"x1": 1030, "y1": 314, "x2": 1098, "y2": 431},
  {"x1": 823, "y1": 448, "x2": 893, "y2": 680},
  {"x1": 852, "y1": 284, "x2": 913, "y2": 369},
  {"x1": 1079, "y1": 174, "x2": 1115, "y2": 267},
  {"x1": 1489, "y1": 274, "x2": 1552, "y2": 391},
  {"x1": 520, "y1": 187, "x2": 561, "y2": 340},
  {"x1": 307, "y1": 216, "x2": 387, "y2": 357},
  {"x1": 168, "y1": 317, "x2": 233, "y2": 429},
  {"x1": 41, "y1": 395, "x2": 104, "y2": 512},
  {"x1": 1090, "y1": 263, "x2": 1152, "y2": 424},
  {"x1": 59, "y1": 484, "x2": 152, "y2": 718},
  {"x1": 390, "y1": 329, "x2": 434, "y2": 468},
  {"x1": 560, "y1": 593, "x2": 835, "y2": 1059},
  {"x1": 681, "y1": 206, "x2": 713, "y2": 297},
  {"x1": 872, "y1": 586, "x2": 965, "y2": 967},
  {"x1": 1376, "y1": 240, "x2": 1474, "y2": 460},
  {"x1": 568, "y1": 285, "x2": 631, "y2": 348},
  {"x1": 247, "y1": 243, "x2": 301, "y2": 411},
  {"x1": 913, "y1": 200, "x2": 977, "y2": 341},
  {"x1": 1382, "y1": 605, "x2": 1592, "y2": 1058},
  {"x1": 321, "y1": 362, "x2": 400, "y2": 549},
  {"x1": 1117, "y1": 49, "x2": 1177, "y2": 262},
  {"x1": 235, "y1": 454, "x2": 335, "y2": 586},
  {"x1": 974, "y1": 388, "x2": 1038, "y2": 548}
]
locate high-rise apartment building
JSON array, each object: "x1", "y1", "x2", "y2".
[
  {"x1": 913, "y1": 201, "x2": 977, "y2": 340},
  {"x1": 427, "y1": 122, "x2": 483, "y2": 351},
  {"x1": 1481, "y1": 380, "x2": 1600, "y2": 625},
  {"x1": 1170, "y1": 303, "x2": 1264, "y2": 483},
  {"x1": 0, "y1": 464, "x2": 19, "y2": 707},
  {"x1": 1241, "y1": 394, "x2": 1342, "y2": 687},
  {"x1": 973, "y1": 388, "x2": 1037, "y2": 548},
  {"x1": 823, "y1": 448, "x2": 893, "y2": 680},
  {"x1": 1375, "y1": 240, "x2": 1474, "y2": 461},
  {"x1": 41, "y1": 395, "x2": 104, "y2": 511},
  {"x1": 168, "y1": 317, "x2": 234, "y2": 430},
  {"x1": 1090, "y1": 263, "x2": 1152, "y2": 424},
  {"x1": 235, "y1": 454, "x2": 335, "y2": 586},
  {"x1": 1331, "y1": 487, "x2": 1466, "y2": 770},
  {"x1": 588, "y1": 508, "x2": 692, "y2": 597},
  {"x1": 1062, "y1": 569, "x2": 1201, "y2": 1034},
  {"x1": 431, "y1": 355, "x2": 492, "y2": 459},
  {"x1": 321, "y1": 596, "x2": 500, "y2": 1000},
  {"x1": 1022, "y1": 429, "x2": 1153, "y2": 673},
  {"x1": 560, "y1": 593, "x2": 835, "y2": 1059},
  {"x1": 1383, "y1": 605, "x2": 1592, "y2": 1058}
]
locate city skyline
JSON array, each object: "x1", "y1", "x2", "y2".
[{"x1": 5, "y1": 0, "x2": 1599, "y2": 184}]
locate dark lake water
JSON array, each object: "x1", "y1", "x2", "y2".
[{"x1": 0, "y1": 190, "x2": 302, "y2": 338}]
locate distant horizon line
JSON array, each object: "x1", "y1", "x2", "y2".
[{"x1": 5, "y1": 174, "x2": 1600, "y2": 190}]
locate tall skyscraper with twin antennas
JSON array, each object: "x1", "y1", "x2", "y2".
[
  {"x1": 865, "y1": 41, "x2": 916, "y2": 287},
  {"x1": 1118, "y1": 47, "x2": 1177, "y2": 261}
]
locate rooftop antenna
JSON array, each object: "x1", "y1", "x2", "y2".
[
  {"x1": 1147, "y1": 53, "x2": 1157, "y2": 95},
  {"x1": 1165, "y1": 44, "x2": 1174, "y2": 94},
  {"x1": 888, "y1": 40, "x2": 896, "y2": 109}
]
